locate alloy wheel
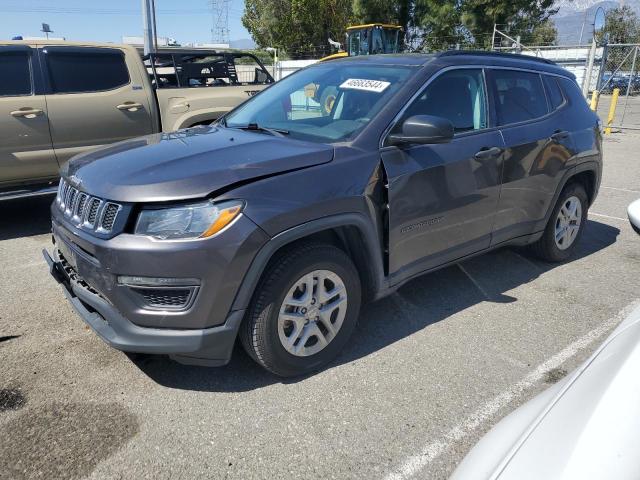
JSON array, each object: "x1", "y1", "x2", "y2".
[
  {"x1": 277, "y1": 269, "x2": 347, "y2": 357},
  {"x1": 554, "y1": 195, "x2": 582, "y2": 250}
]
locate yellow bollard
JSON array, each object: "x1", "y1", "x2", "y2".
[
  {"x1": 590, "y1": 90, "x2": 599, "y2": 111},
  {"x1": 605, "y1": 88, "x2": 620, "y2": 134}
]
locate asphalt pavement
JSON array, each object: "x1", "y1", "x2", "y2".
[{"x1": 1, "y1": 132, "x2": 639, "y2": 480}]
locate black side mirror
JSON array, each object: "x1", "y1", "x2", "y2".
[
  {"x1": 387, "y1": 115, "x2": 454, "y2": 146},
  {"x1": 629, "y1": 199, "x2": 640, "y2": 235}
]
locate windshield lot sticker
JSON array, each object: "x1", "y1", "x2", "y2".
[{"x1": 339, "y1": 79, "x2": 391, "y2": 93}]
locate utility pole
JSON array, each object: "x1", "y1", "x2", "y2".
[
  {"x1": 141, "y1": 0, "x2": 154, "y2": 56},
  {"x1": 150, "y1": 0, "x2": 158, "y2": 52}
]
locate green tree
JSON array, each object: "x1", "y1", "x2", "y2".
[
  {"x1": 413, "y1": 0, "x2": 469, "y2": 51},
  {"x1": 242, "y1": 0, "x2": 559, "y2": 57},
  {"x1": 520, "y1": 18, "x2": 558, "y2": 46},
  {"x1": 410, "y1": 0, "x2": 557, "y2": 51},
  {"x1": 242, "y1": 0, "x2": 353, "y2": 58},
  {"x1": 460, "y1": 0, "x2": 557, "y2": 48},
  {"x1": 596, "y1": 5, "x2": 640, "y2": 44},
  {"x1": 352, "y1": 0, "x2": 411, "y2": 35}
]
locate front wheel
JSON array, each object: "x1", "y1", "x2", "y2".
[
  {"x1": 240, "y1": 243, "x2": 361, "y2": 377},
  {"x1": 530, "y1": 182, "x2": 588, "y2": 262}
]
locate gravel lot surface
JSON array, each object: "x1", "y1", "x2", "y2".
[{"x1": 1, "y1": 132, "x2": 639, "y2": 480}]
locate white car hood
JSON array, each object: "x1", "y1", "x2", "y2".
[{"x1": 452, "y1": 303, "x2": 640, "y2": 480}]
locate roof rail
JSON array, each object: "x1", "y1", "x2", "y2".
[{"x1": 437, "y1": 50, "x2": 555, "y2": 65}]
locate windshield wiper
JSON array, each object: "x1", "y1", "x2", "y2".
[{"x1": 232, "y1": 122, "x2": 289, "y2": 137}]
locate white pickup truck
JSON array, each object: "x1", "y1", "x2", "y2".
[{"x1": 0, "y1": 40, "x2": 273, "y2": 199}]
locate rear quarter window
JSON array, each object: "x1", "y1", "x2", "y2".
[
  {"x1": 543, "y1": 75, "x2": 565, "y2": 110},
  {"x1": 45, "y1": 49, "x2": 129, "y2": 94},
  {"x1": 491, "y1": 69, "x2": 549, "y2": 125},
  {"x1": 558, "y1": 77, "x2": 591, "y2": 113}
]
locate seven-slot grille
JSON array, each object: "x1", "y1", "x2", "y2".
[{"x1": 56, "y1": 179, "x2": 122, "y2": 233}]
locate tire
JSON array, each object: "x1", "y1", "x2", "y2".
[
  {"x1": 239, "y1": 243, "x2": 361, "y2": 377},
  {"x1": 530, "y1": 182, "x2": 588, "y2": 262}
]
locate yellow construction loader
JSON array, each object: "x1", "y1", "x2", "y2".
[{"x1": 320, "y1": 23, "x2": 403, "y2": 61}]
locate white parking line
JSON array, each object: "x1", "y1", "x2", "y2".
[
  {"x1": 457, "y1": 264, "x2": 490, "y2": 299},
  {"x1": 383, "y1": 300, "x2": 640, "y2": 480},
  {"x1": 600, "y1": 186, "x2": 640, "y2": 194},
  {"x1": 508, "y1": 250, "x2": 544, "y2": 272},
  {"x1": 589, "y1": 212, "x2": 628, "y2": 222}
]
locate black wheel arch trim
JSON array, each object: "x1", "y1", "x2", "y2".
[
  {"x1": 535, "y1": 160, "x2": 601, "y2": 232},
  {"x1": 230, "y1": 213, "x2": 386, "y2": 312}
]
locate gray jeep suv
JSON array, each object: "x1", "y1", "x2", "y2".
[{"x1": 45, "y1": 52, "x2": 602, "y2": 377}]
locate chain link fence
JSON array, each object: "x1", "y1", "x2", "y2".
[{"x1": 596, "y1": 44, "x2": 640, "y2": 130}]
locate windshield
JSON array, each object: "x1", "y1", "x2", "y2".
[
  {"x1": 348, "y1": 29, "x2": 371, "y2": 56},
  {"x1": 224, "y1": 64, "x2": 414, "y2": 143},
  {"x1": 382, "y1": 29, "x2": 400, "y2": 53}
]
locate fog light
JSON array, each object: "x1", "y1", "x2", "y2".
[{"x1": 117, "y1": 276, "x2": 200, "y2": 287}]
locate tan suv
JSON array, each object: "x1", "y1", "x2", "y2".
[{"x1": 0, "y1": 40, "x2": 272, "y2": 199}]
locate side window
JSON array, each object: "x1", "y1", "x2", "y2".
[
  {"x1": 402, "y1": 69, "x2": 488, "y2": 133},
  {"x1": 348, "y1": 32, "x2": 361, "y2": 56},
  {"x1": 491, "y1": 69, "x2": 548, "y2": 125},
  {"x1": 0, "y1": 52, "x2": 32, "y2": 96},
  {"x1": 180, "y1": 54, "x2": 234, "y2": 86},
  {"x1": 46, "y1": 49, "x2": 129, "y2": 94},
  {"x1": 543, "y1": 75, "x2": 564, "y2": 111},
  {"x1": 288, "y1": 83, "x2": 327, "y2": 120}
]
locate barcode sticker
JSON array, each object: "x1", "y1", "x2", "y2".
[{"x1": 339, "y1": 78, "x2": 391, "y2": 93}]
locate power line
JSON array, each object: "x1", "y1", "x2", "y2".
[
  {"x1": 0, "y1": 5, "x2": 241, "y2": 16},
  {"x1": 209, "y1": 0, "x2": 230, "y2": 44}
]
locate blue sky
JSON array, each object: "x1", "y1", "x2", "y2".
[{"x1": 0, "y1": 0, "x2": 251, "y2": 43}]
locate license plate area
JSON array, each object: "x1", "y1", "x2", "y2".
[{"x1": 56, "y1": 236, "x2": 79, "y2": 271}]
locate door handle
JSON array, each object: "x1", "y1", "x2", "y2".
[
  {"x1": 474, "y1": 147, "x2": 503, "y2": 161},
  {"x1": 550, "y1": 130, "x2": 569, "y2": 141},
  {"x1": 116, "y1": 102, "x2": 143, "y2": 111},
  {"x1": 169, "y1": 102, "x2": 190, "y2": 113},
  {"x1": 10, "y1": 108, "x2": 44, "y2": 118}
]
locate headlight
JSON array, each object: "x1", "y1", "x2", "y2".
[{"x1": 134, "y1": 200, "x2": 243, "y2": 240}]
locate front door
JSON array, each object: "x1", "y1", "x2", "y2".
[
  {"x1": 381, "y1": 68, "x2": 504, "y2": 280},
  {"x1": 41, "y1": 46, "x2": 154, "y2": 165},
  {"x1": 0, "y1": 45, "x2": 57, "y2": 187}
]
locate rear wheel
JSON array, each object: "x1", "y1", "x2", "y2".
[
  {"x1": 530, "y1": 182, "x2": 588, "y2": 262},
  {"x1": 240, "y1": 243, "x2": 361, "y2": 377}
]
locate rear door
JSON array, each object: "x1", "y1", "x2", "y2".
[
  {"x1": 41, "y1": 46, "x2": 154, "y2": 165},
  {"x1": 382, "y1": 68, "x2": 505, "y2": 280},
  {"x1": 488, "y1": 69, "x2": 575, "y2": 244},
  {"x1": 0, "y1": 45, "x2": 57, "y2": 186}
]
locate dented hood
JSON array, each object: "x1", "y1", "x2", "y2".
[{"x1": 61, "y1": 126, "x2": 334, "y2": 203}]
